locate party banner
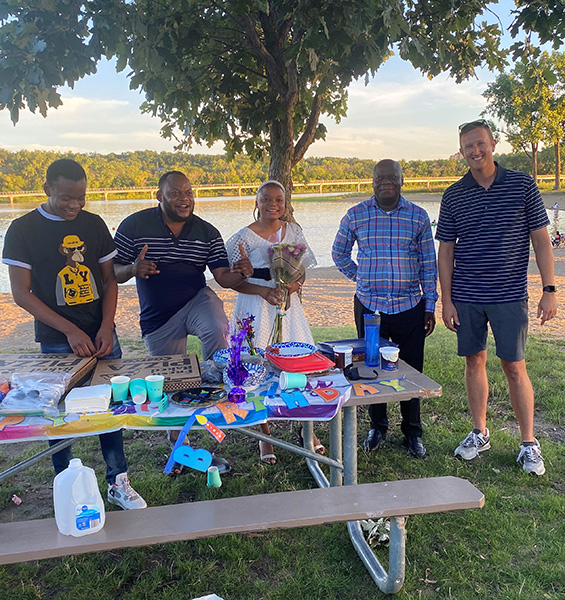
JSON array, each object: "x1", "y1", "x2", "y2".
[{"x1": 0, "y1": 371, "x2": 351, "y2": 444}]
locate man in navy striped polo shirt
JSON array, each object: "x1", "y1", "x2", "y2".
[
  {"x1": 436, "y1": 120, "x2": 557, "y2": 476},
  {"x1": 114, "y1": 171, "x2": 252, "y2": 474},
  {"x1": 333, "y1": 159, "x2": 438, "y2": 458}
]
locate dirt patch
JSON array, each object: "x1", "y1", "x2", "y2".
[{"x1": 1, "y1": 261, "x2": 565, "y2": 354}]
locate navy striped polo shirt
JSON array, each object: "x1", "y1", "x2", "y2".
[
  {"x1": 436, "y1": 164, "x2": 549, "y2": 304},
  {"x1": 114, "y1": 207, "x2": 229, "y2": 335}
]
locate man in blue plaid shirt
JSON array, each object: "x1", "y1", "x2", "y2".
[{"x1": 332, "y1": 159, "x2": 438, "y2": 458}]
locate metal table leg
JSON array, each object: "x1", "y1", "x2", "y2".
[
  {"x1": 329, "y1": 412, "x2": 342, "y2": 487},
  {"x1": 342, "y1": 404, "x2": 407, "y2": 594},
  {"x1": 301, "y1": 420, "x2": 329, "y2": 489},
  {"x1": 0, "y1": 439, "x2": 77, "y2": 482}
]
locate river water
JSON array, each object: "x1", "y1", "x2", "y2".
[{"x1": 0, "y1": 192, "x2": 558, "y2": 294}]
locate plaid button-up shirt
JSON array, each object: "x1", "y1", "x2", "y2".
[{"x1": 332, "y1": 195, "x2": 438, "y2": 314}]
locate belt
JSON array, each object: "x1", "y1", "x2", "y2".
[{"x1": 252, "y1": 268, "x2": 272, "y2": 281}]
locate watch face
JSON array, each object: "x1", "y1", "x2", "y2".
[{"x1": 543, "y1": 285, "x2": 557, "y2": 292}]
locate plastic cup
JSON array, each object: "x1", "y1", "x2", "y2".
[
  {"x1": 279, "y1": 371, "x2": 307, "y2": 390},
  {"x1": 364, "y1": 314, "x2": 380, "y2": 367},
  {"x1": 380, "y1": 347, "x2": 400, "y2": 371},
  {"x1": 110, "y1": 376, "x2": 130, "y2": 403},
  {"x1": 333, "y1": 345, "x2": 353, "y2": 369},
  {"x1": 207, "y1": 465, "x2": 222, "y2": 488},
  {"x1": 145, "y1": 375, "x2": 165, "y2": 402},
  {"x1": 129, "y1": 378, "x2": 147, "y2": 405}
]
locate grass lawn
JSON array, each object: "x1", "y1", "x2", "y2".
[{"x1": 0, "y1": 325, "x2": 564, "y2": 599}]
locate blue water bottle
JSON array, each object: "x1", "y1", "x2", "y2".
[{"x1": 364, "y1": 311, "x2": 381, "y2": 367}]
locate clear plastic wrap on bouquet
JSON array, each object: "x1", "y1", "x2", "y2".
[{"x1": 268, "y1": 241, "x2": 308, "y2": 344}]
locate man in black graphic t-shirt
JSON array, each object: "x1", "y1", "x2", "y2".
[{"x1": 2, "y1": 158, "x2": 146, "y2": 509}]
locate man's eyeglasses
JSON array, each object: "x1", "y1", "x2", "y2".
[{"x1": 458, "y1": 119, "x2": 490, "y2": 133}]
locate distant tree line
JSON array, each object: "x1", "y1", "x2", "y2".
[{"x1": 0, "y1": 148, "x2": 561, "y2": 194}]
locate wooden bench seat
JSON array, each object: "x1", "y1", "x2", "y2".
[{"x1": 0, "y1": 476, "x2": 483, "y2": 574}]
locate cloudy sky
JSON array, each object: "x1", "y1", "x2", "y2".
[{"x1": 0, "y1": 1, "x2": 522, "y2": 161}]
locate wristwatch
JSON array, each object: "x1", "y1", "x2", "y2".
[{"x1": 543, "y1": 285, "x2": 557, "y2": 293}]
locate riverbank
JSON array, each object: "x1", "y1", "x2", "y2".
[{"x1": 2, "y1": 261, "x2": 565, "y2": 355}]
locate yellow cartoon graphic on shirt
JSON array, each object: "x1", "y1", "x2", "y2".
[{"x1": 55, "y1": 235, "x2": 99, "y2": 306}]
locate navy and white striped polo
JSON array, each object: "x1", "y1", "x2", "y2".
[
  {"x1": 114, "y1": 206, "x2": 229, "y2": 335},
  {"x1": 436, "y1": 164, "x2": 549, "y2": 304}
]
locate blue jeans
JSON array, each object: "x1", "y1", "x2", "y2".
[{"x1": 42, "y1": 331, "x2": 127, "y2": 484}]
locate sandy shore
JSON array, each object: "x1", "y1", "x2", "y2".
[{"x1": 2, "y1": 259, "x2": 565, "y2": 355}]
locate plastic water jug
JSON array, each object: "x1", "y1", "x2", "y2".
[{"x1": 53, "y1": 458, "x2": 105, "y2": 536}]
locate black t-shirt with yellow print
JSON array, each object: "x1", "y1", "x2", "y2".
[{"x1": 2, "y1": 206, "x2": 116, "y2": 344}]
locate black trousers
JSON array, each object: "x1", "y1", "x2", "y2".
[{"x1": 354, "y1": 296, "x2": 425, "y2": 438}]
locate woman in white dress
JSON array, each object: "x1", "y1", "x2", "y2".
[{"x1": 226, "y1": 180, "x2": 323, "y2": 464}]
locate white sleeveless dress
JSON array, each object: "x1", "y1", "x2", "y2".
[{"x1": 226, "y1": 222, "x2": 317, "y2": 349}]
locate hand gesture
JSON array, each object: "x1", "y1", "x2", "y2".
[
  {"x1": 133, "y1": 244, "x2": 160, "y2": 279},
  {"x1": 231, "y1": 243, "x2": 253, "y2": 279}
]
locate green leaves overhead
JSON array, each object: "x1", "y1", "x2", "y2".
[
  {"x1": 483, "y1": 51, "x2": 565, "y2": 180},
  {"x1": 2, "y1": 0, "x2": 565, "y2": 208}
]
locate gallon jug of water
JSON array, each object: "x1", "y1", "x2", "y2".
[{"x1": 53, "y1": 458, "x2": 105, "y2": 536}]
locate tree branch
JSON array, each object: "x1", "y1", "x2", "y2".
[
  {"x1": 235, "y1": 13, "x2": 287, "y2": 94},
  {"x1": 293, "y1": 92, "x2": 322, "y2": 165}
]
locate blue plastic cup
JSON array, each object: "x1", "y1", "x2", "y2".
[{"x1": 364, "y1": 313, "x2": 381, "y2": 367}]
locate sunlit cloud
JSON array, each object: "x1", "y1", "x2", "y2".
[{"x1": 0, "y1": 57, "x2": 509, "y2": 161}]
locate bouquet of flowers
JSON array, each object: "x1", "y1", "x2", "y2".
[{"x1": 268, "y1": 241, "x2": 307, "y2": 344}]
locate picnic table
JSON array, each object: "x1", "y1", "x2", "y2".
[{"x1": 0, "y1": 353, "x2": 480, "y2": 597}]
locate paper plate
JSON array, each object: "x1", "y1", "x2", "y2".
[
  {"x1": 265, "y1": 342, "x2": 317, "y2": 358},
  {"x1": 223, "y1": 362, "x2": 267, "y2": 392}
]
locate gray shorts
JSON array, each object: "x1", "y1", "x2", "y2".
[
  {"x1": 144, "y1": 286, "x2": 228, "y2": 359},
  {"x1": 453, "y1": 301, "x2": 528, "y2": 362}
]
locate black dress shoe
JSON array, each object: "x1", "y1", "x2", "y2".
[
  {"x1": 364, "y1": 429, "x2": 386, "y2": 451},
  {"x1": 404, "y1": 436, "x2": 426, "y2": 458}
]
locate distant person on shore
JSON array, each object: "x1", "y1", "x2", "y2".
[
  {"x1": 226, "y1": 180, "x2": 323, "y2": 464},
  {"x1": 553, "y1": 202, "x2": 559, "y2": 217},
  {"x1": 332, "y1": 159, "x2": 438, "y2": 458},
  {"x1": 113, "y1": 170, "x2": 252, "y2": 475},
  {"x1": 436, "y1": 119, "x2": 557, "y2": 476},
  {"x1": 1, "y1": 158, "x2": 146, "y2": 509}
]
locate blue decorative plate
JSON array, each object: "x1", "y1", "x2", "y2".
[
  {"x1": 265, "y1": 342, "x2": 317, "y2": 358},
  {"x1": 213, "y1": 347, "x2": 264, "y2": 364}
]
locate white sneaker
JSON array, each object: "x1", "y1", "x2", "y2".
[
  {"x1": 454, "y1": 429, "x2": 491, "y2": 460},
  {"x1": 517, "y1": 439, "x2": 546, "y2": 476},
  {"x1": 108, "y1": 473, "x2": 147, "y2": 509}
]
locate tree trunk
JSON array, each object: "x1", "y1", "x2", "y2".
[
  {"x1": 555, "y1": 140, "x2": 561, "y2": 190},
  {"x1": 532, "y1": 142, "x2": 538, "y2": 182},
  {"x1": 269, "y1": 114, "x2": 296, "y2": 223}
]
